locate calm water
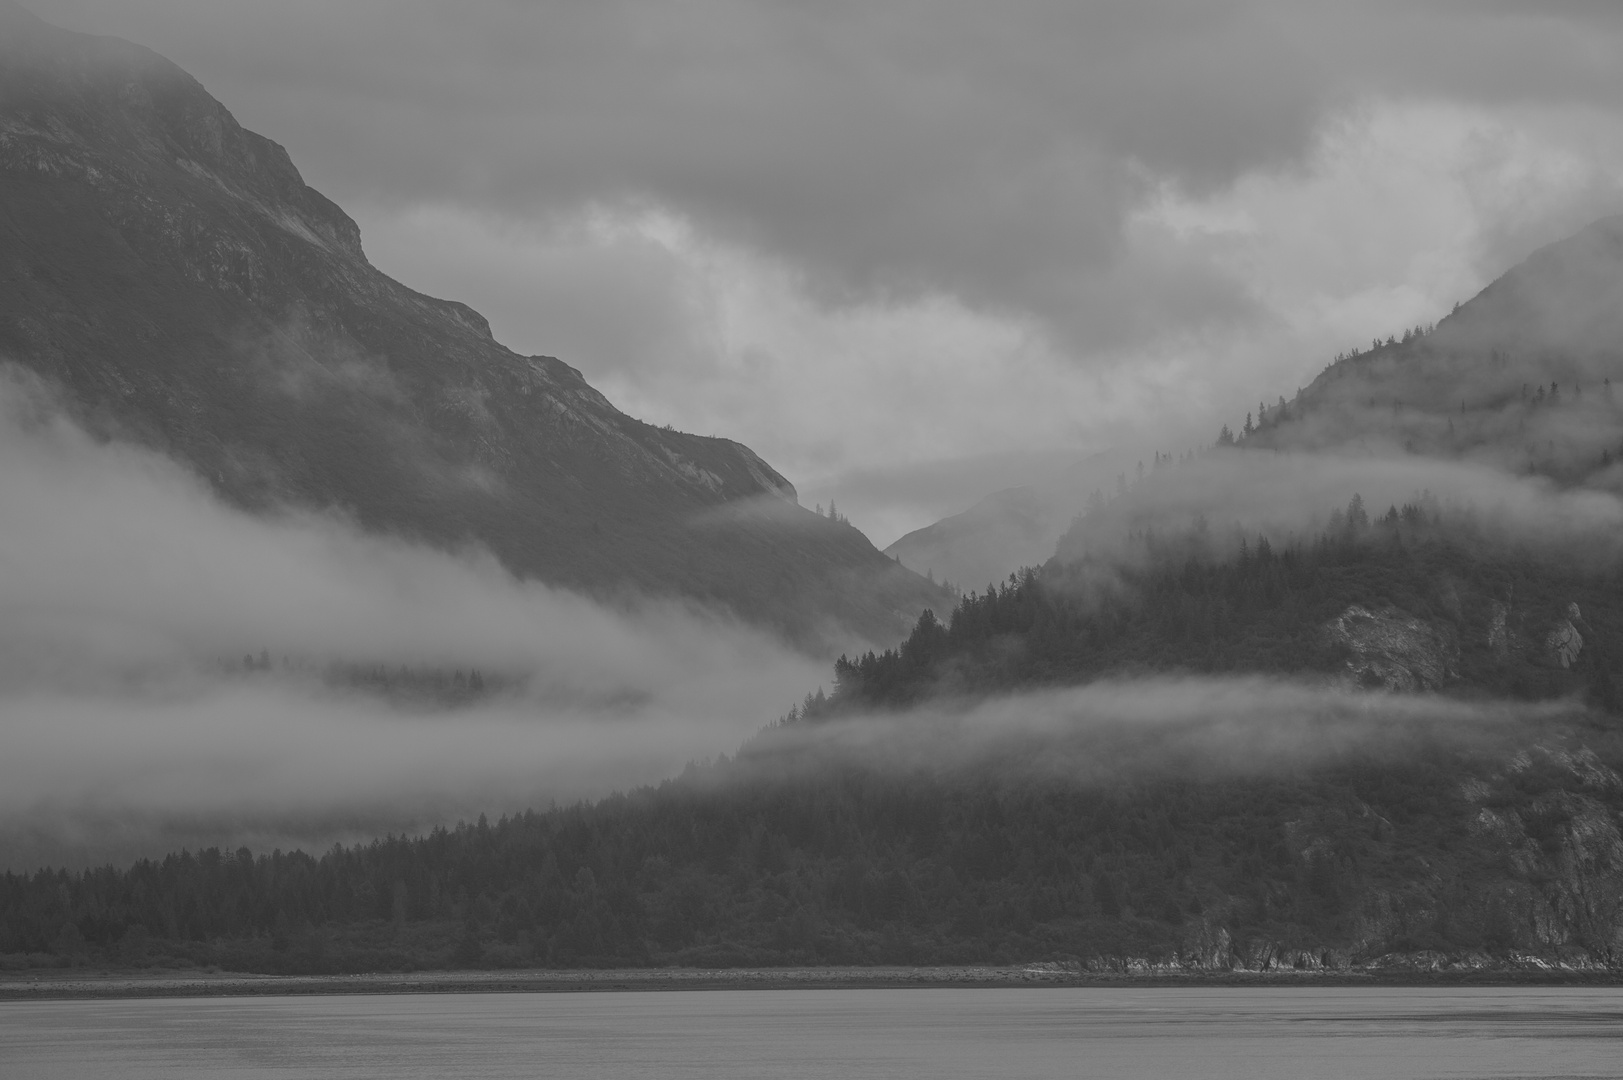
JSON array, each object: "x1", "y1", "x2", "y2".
[{"x1": 4, "y1": 986, "x2": 1622, "y2": 1079}]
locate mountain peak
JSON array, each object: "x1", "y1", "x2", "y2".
[
  {"x1": 1, "y1": 9, "x2": 367, "y2": 262},
  {"x1": 0, "y1": 1, "x2": 41, "y2": 26}
]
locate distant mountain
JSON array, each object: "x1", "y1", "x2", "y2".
[
  {"x1": 0, "y1": 3, "x2": 945, "y2": 649},
  {"x1": 885, "y1": 486, "x2": 1056, "y2": 591},
  {"x1": 883, "y1": 450, "x2": 1131, "y2": 592}
]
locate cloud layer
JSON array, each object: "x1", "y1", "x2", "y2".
[
  {"x1": 0, "y1": 372, "x2": 823, "y2": 867},
  {"x1": 0, "y1": 371, "x2": 1607, "y2": 871},
  {"x1": 732, "y1": 675, "x2": 1578, "y2": 798}
]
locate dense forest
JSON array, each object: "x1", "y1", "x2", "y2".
[
  {"x1": 4, "y1": 712, "x2": 1621, "y2": 975},
  {"x1": 828, "y1": 498, "x2": 1622, "y2": 716},
  {"x1": 5, "y1": 498, "x2": 1623, "y2": 975}
]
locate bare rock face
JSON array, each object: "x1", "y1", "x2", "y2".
[
  {"x1": 1322, "y1": 604, "x2": 1456, "y2": 691},
  {"x1": 1546, "y1": 603, "x2": 1585, "y2": 668},
  {"x1": 1488, "y1": 600, "x2": 1514, "y2": 657}
]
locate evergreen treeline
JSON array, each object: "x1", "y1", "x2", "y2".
[
  {"x1": 829, "y1": 500, "x2": 1622, "y2": 714},
  {"x1": 5, "y1": 717, "x2": 1620, "y2": 974},
  {"x1": 5, "y1": 500, "x2": 1620, "y2": 976}
]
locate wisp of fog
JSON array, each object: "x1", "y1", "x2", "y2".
[
  {"x1": 733, "y1": 677, "x2": 1580, "y2": 790},
  {"x1": 0, "y1": 370, "x2": 825, "y2": 867},
  {"x1": 1057, "y1": 446, "x2": 1623, "y2": 565}
]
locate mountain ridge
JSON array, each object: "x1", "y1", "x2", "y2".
[{"x1": 0, "y1": 4, "x2": 946, "y2": 649}]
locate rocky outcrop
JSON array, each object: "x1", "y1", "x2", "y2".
[
  {"x1": 1488, "y1": 600, "x2": 1514, "y2": 657},
  {"x1": 1053, "y1": 743, "x2": 1623, "y2": 976},
  {"x1": 1546, "y1": 603, "x2": 1585, "y2": 668},
  {"x1": 1322, "y1": 604, "x2": 1456, "y2": 691}
]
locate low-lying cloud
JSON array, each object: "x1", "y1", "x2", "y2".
[
  {"x1": 3, "y1": 367, "x2": 1614, "y2": 871},
  {"x1": 1057, "y1": 447, "x2": 1623, "y2": 566},
  {"x1": 732, "y1": 676, "x2": 1583, "y2": 791},
  {"x1": 0, "y1": 371, "x2": 823, "y2": 867}
]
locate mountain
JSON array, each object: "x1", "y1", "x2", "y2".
[
  {"x1": 885, "y1": 486, "x2": 1057, "y2": 591},
  {"x1": 1240, "y1": 215, "x2": 1623, "y2": 485},
  {"x1": 10, "y1": 9, "x2": 1623, "y2": 983},
  {"x1": 837, "y1": 217, "x2": 1623, "y2": 712},
  {"x1": 898, "y1": 216, "x2": 1623, "y2": 604},
  {"x1": 9, "y1": 221, "x2": 1623, "y2": 982},
  {"x1": 843, "y1": 502, "x2": 1622, "y2": 713},
  {"x1": 883, "y1": 450, "x2": 1130, "y2": 593},
  {"x1": 0, "y1": 4, "x2": 945, "y2": 649}
]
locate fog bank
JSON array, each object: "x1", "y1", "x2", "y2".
[
  {"x1": 737, "y1": 676, "x2": 1587, "y2": 788},
  {"x1": 0, "y1": 371, "x2": 822, "y2": 868}
]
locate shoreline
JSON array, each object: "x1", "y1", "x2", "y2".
[{"x1": 5, "y1": 965, "x2": 1623, "y2": 1000}]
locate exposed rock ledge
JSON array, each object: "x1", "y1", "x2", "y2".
[{"x1": 1322, "y1": 604, "x2": 1457, "y2": 691}]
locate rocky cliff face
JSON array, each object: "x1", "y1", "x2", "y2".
[
  {"x1": 1063, "y1": 738, "x2": 1623, "y2": 976},
  {"x1": 1546, "y1": 604, "x2": 1586, "y2": 669},
  {"x1": 0, "y1": 5, "x2": 945, "y2": 649},
  {"x1": 1310, "y1": 574, "x2": 1607, "y2": 705},
  {"x1": 1323, "y1": 604, "x2": 1458, "y2": 691}
]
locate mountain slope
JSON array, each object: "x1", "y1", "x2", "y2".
[
  {"x1": 835, "y1": 217, "x2": 1623, "y2": 712},
  {"x1": 1242, "y1": 216, "x2": 1623, "y2": 486},
  {"x1": 0, "y1": 4, "x2": 944, "y2": 649}
]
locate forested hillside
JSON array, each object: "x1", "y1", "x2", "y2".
[
  {"x1": 5, "y1": 707, "x2": 1621, "y2": 975},
  {"x1": 1236, "y1": 215, "x2": 1623, "y2": 489},
  {"x1": 7, "y1": 500, "x2": 1623, "y2": 975},
  {"x1": 6, "y1": 4, "x2": 1623, "y2": 977},
  {"x1": 831, "y1": 500, "x2": 1621, "y2": 715}
]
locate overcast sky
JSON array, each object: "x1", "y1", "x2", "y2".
[{"x1": 30, "y1": 0, "x2": 1623, "y2": 543}]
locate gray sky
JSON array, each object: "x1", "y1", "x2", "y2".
[{"x1": 30, "y1": 0, "x2": 1623, "y2": 543}]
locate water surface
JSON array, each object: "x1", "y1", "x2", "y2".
[{"x1": 5, "y1": 986, "x2": 1622, "y2": 1078}]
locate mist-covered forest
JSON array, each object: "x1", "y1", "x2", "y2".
[
  {"x1": 11, "y1": 0, "x2": 1623, "y2": 996},
  {"x1": 6, "y1": 500, "x2": 1623, "y2": 975},
  {"x1": 4, "y1": 707, "x2": 1618, "y2": 975},
  {"x1": 832, "y1": 497, "x2": 1622, "y2": 715}
]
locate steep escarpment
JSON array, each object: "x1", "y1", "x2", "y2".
[{"x1": 0, "y1": 5, "x2": 944, "y2": 648}]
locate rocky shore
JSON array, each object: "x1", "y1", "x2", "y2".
[{"x1": 4, "y1": 958, "x2": 1621, "y2": 1000}]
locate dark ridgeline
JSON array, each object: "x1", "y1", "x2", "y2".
[
  {"x1": 5, "y1": 3, "x2": 1623, "y2": 978},
  {"x1": 0, "y1": 2, "x2": 945, "y2": 650}
]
